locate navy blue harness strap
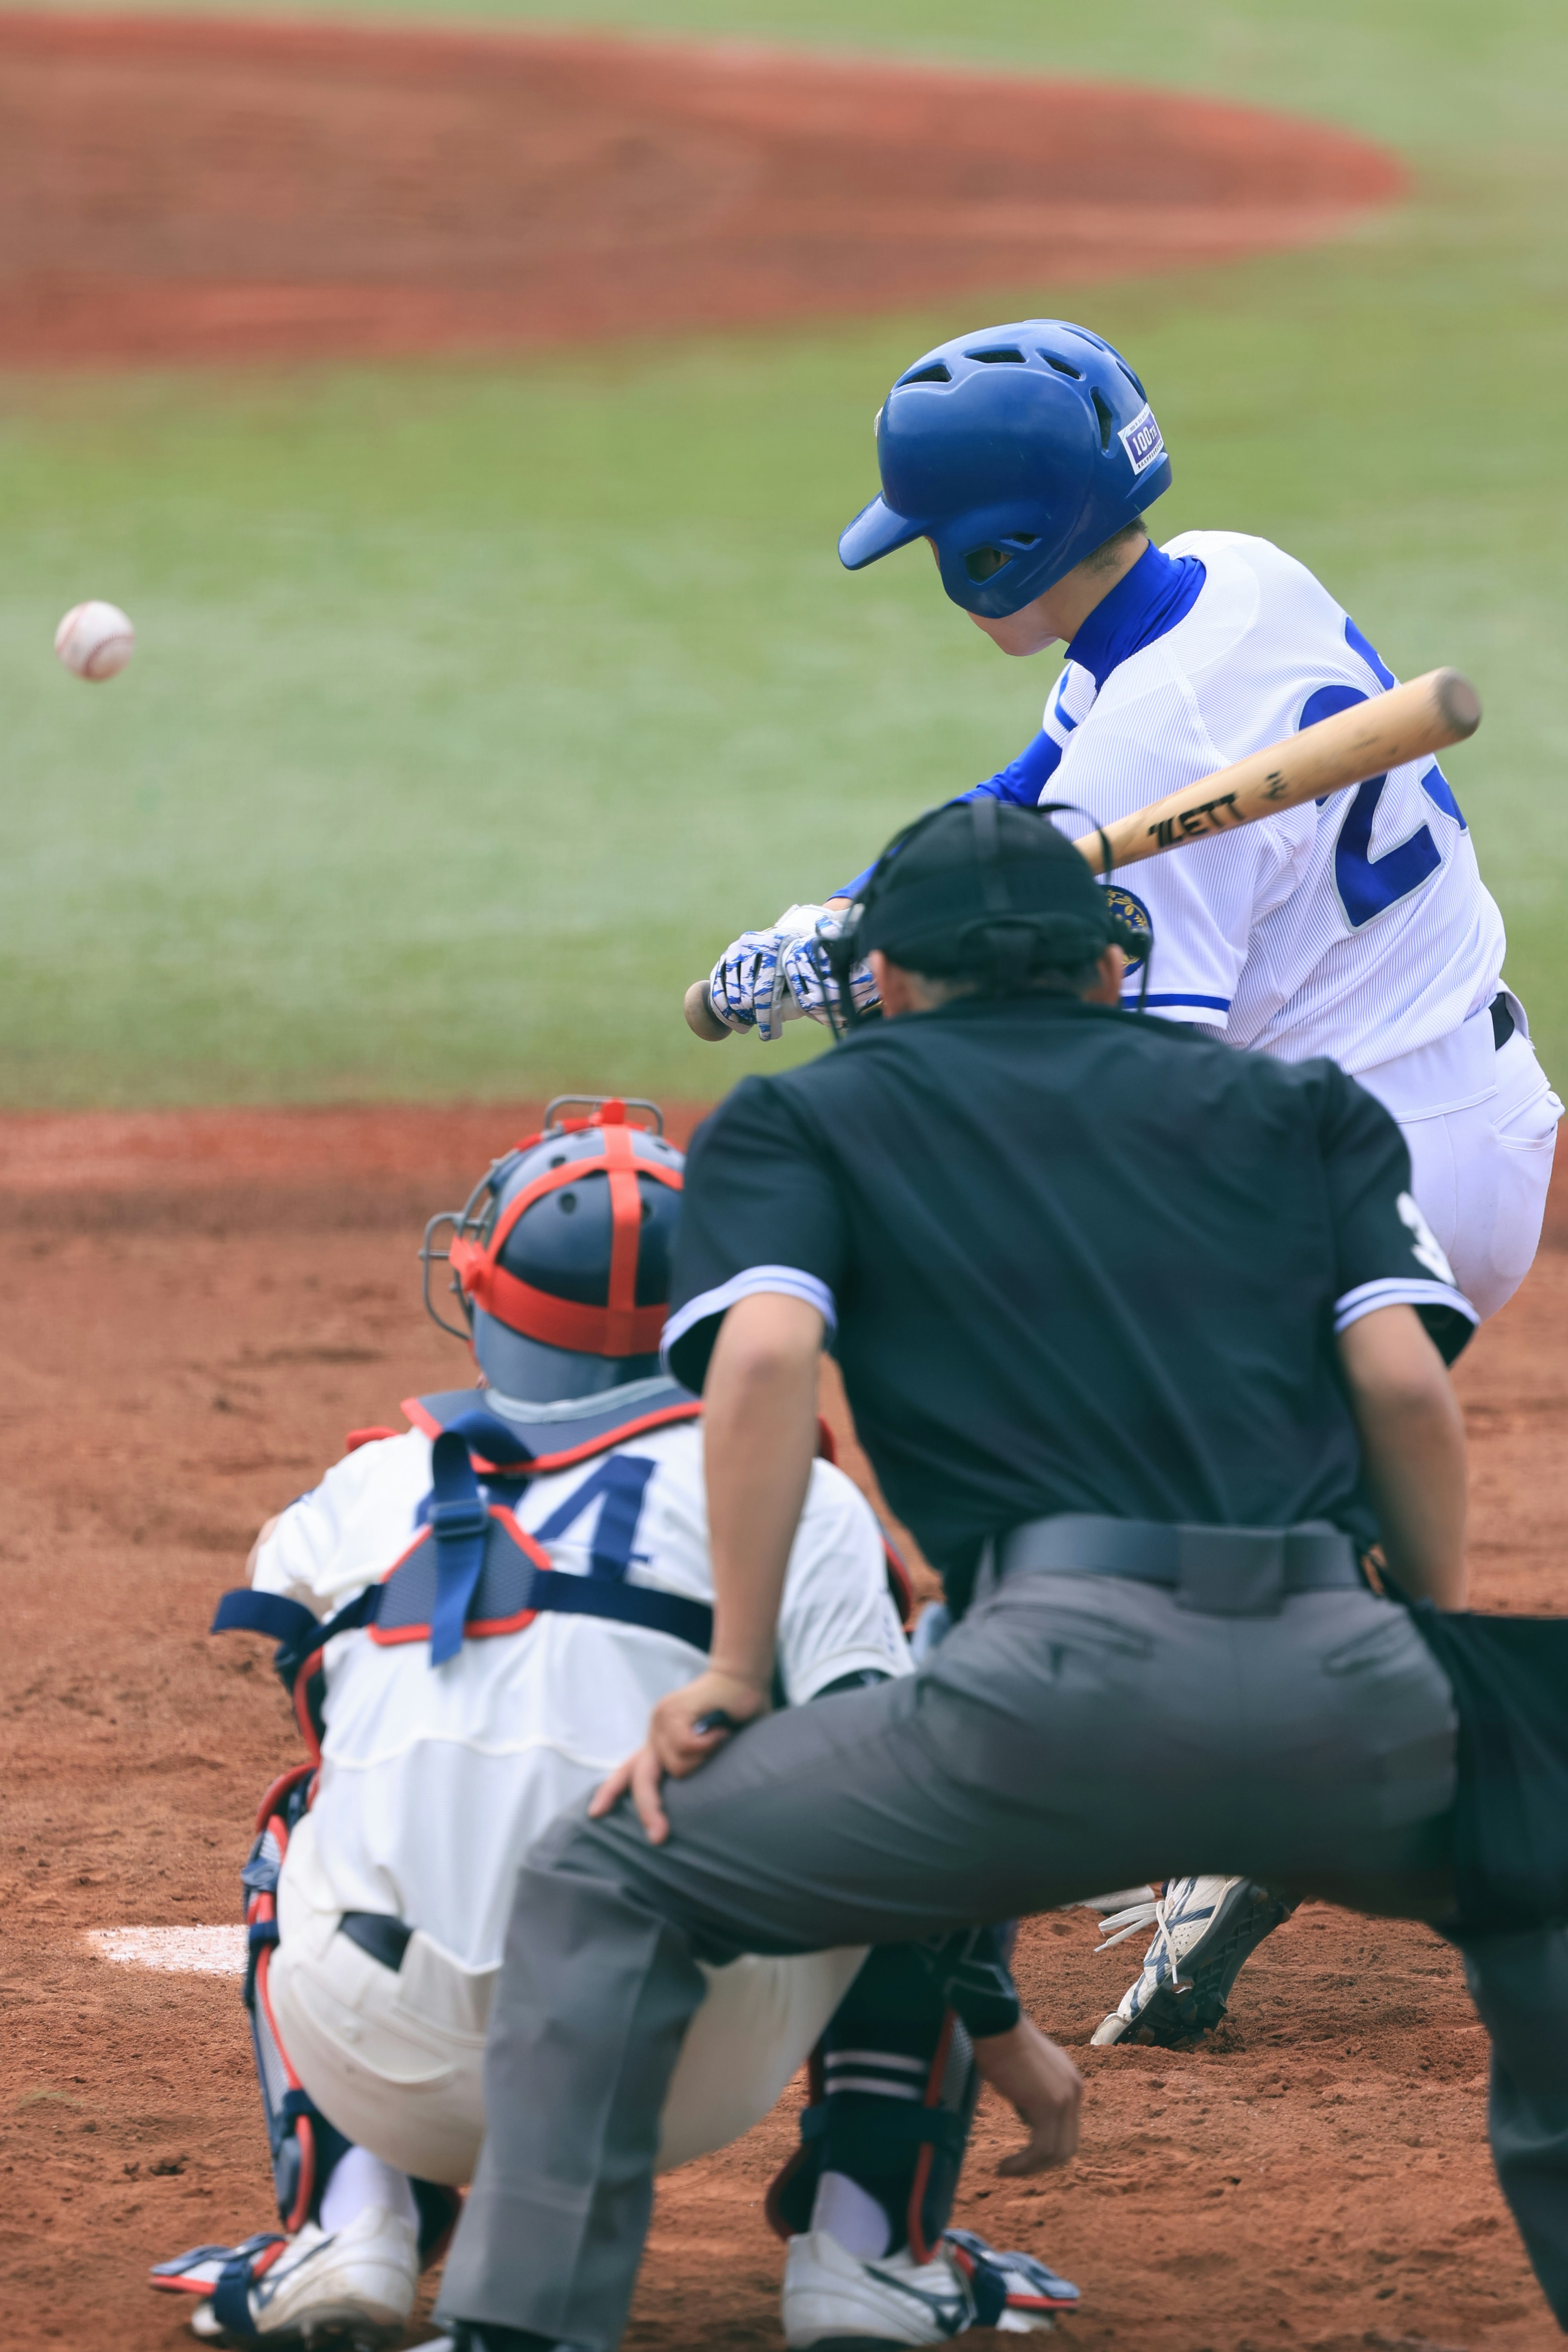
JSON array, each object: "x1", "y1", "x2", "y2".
[
  {"x1": 428, "y1": 1429, "x2": 490, "y2": 1666},
  {"x1": 210, "y1": 1589, "x2": 318, "y2": 1651},
  {"x1": 212, "y1": 1548, "x2": 709, "y2": 1675},
  {"x1": 212, "y1": 1584, "x2": 383, "y2": 1690},
  {"x1": 520, "y1": 1568, "x2": 712, "y2": 1653}
]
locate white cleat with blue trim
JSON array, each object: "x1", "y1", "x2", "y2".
[
  {"x1": 1090, "y1": 1874, "x2": 1293, "y2": 2047},
  {"x1": 152, "y1": 2205, "x2": 419, "y2": 2346},
  {"x1": 783, "y1": 2226, "x2": 1079, "y2": 2348}
]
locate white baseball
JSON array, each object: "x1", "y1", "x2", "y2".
[{"x1": 55, "y1": 600, "x2": 135, "y2": 682}]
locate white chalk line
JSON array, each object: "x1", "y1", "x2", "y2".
[{"x1": 85, "y1": 1925, "x2": 247, "y2": 1975}]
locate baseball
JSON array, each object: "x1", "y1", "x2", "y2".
[{"x1": 55, "y1": 599, "x2": 136, "y2": 682}]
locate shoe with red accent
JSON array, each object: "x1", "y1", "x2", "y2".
[
  {"x1": 782, "y1": 2226, "x2": 1078, "y2": 2346},
  {"x1": 150, "y1": 2206, "x2": 419, "y2": 2345}
]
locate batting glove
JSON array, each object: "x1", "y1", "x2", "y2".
[
  {"x1": 707, "y1": 905, "x2": 845, "y2": 1042},
  {"x1": 779, "y1": 906, "x2": 881, "y2": 1029}
]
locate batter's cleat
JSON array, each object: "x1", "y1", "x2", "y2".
[
  {"x1": 151, "y1": 2206, "x2": 419, "y2": 2345},
  {"x1": 783, "y1": 2227, "x2": 1079, "y2": 2346},
  {"x1": 1090, "y1": 1874, "x2": 1293, "y2": 2047}
]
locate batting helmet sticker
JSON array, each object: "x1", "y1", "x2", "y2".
[
  {"x1": 1118, "y1": 403, "x2": 1166, "y2": 476},
  {"x1": 1101, "y1": 882, "x2": 1153, "y2": 972}
]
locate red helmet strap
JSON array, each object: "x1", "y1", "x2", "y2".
[{"x1": 450, "y1": 1123, "x2": 681, "y2": 1360}]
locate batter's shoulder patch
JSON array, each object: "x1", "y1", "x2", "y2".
[{"x1": 1100, "y1": 882, "x2": 1153, "y2": 973}]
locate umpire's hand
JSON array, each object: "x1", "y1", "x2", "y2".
[
  {"x1": 974, "y1": 2014, "x2": 1083, "y2": 2173},
  {"x1": 590, "y1": 1667, "x2": 770, "y2": 1845}
]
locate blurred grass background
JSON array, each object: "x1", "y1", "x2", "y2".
[{"x1": 1, "y1": 0, "x2": 1563, "y2": 1106}]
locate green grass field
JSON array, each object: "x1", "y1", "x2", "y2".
[{"x1": 2, "y1": 0, "x2": 1564, "y2": 1107}]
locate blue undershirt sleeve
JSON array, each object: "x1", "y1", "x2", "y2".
[{"x1": 830, "y1": 728, "x2": 1064, "y2": 901}]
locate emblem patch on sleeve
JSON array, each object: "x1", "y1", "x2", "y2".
[
  {"x1": 1118, "y1": 404, "x2": 1166, "y2": 476},
  {"x1": 1100, "y1": 882, "x2": 1153, "y2": 974},
  {"x1": 1397, "y1": 1191, "x2": 1456, "y2": 1286}
]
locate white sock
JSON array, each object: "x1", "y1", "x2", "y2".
[
  {"x1": 318, "y1": 2143, "x2": 419, "y2": 2234},
  {"x1": 811, "y1": 2169, "x2": 892, "y2": 2259}
]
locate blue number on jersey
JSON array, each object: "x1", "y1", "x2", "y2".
[
  {"x1": 532, "y1": 1456, "x2": 659, "y2": 1581},
  {"x1": 1304, "y1": 619, "x2": 1465, "y2": 929}
]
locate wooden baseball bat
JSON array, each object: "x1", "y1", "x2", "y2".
[
  {"x1": 683, "y1": 666, "x2": 1479, "y2": 1040},
  {"x1": 1072, "y1": 666, "x2": 1479, "y2": 877}
]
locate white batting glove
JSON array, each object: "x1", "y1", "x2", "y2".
[
  {"x1": 707, "y1": 905, "x2": 841, "y2": 1042},
  {"x1": 779, "y1": 907, "x2": 881, "y2": 1029}
]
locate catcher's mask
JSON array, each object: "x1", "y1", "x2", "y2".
[{"x1": 421, "y1": 1096, "x2": 685, "y2": 1405}]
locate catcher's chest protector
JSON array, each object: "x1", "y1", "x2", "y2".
[
  {"x1": 211, "y1": 1383, "x2": 711, "y2": 1761},
  {"x1": 213, "y1": 1379, "x2": 910, "y2": 1761}
]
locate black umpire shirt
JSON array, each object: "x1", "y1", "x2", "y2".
[{"x1": 663, "y1": 998, "x2": 1477, "y2": 1607}]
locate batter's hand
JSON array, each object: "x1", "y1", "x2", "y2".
[
  {"x1": 707, "y1": 905, "x2": 847, "y2": 1042},
  {"x1": 974, "y1": 2015, "x2": 1083, "y2": 2175},
  {"x1": 708, "y1": 927, "x2": 798, "y2": 1040},
  {"x1": 589, "y1": 1668, "x2": 769, "y2": 1845},
  {"x1": 778, "y1": 911, "x2": 881, "y2": 1029}
]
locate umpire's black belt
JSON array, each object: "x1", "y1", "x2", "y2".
[{"x1": 994, "y1": 1513, "x2": 1364, "y2": 1618}]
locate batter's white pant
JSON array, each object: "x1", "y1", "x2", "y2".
[
  {"x1": 1358, "y1": 991, "x2": 1561, "y2": 1324},
  {"x1": 270, "y1": 1813, "x2": 866, "y2": 2187}
]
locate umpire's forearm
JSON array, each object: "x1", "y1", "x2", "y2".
[
  {"x1": 702, "y1": 1294, "x2": 825, "y2": 1691},
  {"x1": 1337, "y1": 1304, "x2": 1468, "y2": 1608}
]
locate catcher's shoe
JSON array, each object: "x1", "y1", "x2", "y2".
[
  {"x1": 151, "y1": 2205, "x2": 419, "y2": 2345},
  {"x1": 783, "y1": 2226, "x2": 1079, "y2": 2347},
  {"x1": 1090, "y1": 1874, "x2": 1292, "y2": 2047}
]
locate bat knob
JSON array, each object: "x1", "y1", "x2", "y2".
[
  {"x1": 1433, "y1": 667, "x2": 1481, "y2": 741},
  {"x1": 684, "y1": 980, "x2": 733, "y2": 1042}
]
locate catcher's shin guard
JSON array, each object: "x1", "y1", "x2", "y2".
[
  {"x1": 240, "y1": 1767, "x2": 461, "y2": 2263},
  {"x1": 766, "y1": 1944, "x2": 984, "y2": 2263},
  {"x1": 241, "y1": 1766, "x2": 351, "y2": 2231}
]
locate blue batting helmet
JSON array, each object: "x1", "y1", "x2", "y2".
[{"x1": 838, "y1": 321, "x2": 1171, "y2": 619}]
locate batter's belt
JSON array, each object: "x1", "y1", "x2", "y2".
[{"x1": 992, "y1": 1513, "x2": 1363, "y2": 1618}]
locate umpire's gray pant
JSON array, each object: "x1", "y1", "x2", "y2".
[{"x1": 434, "y1": 1572, "x2": 1568, "y2": 2342}]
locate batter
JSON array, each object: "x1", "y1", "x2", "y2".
[{"x1": 705, "y1": 319, "x2": 1561, "y2": 1327}]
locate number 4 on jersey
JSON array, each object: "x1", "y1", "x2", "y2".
[
  {"x1": 532, "y1": 1456, "x2": 659, "y2": 1582},
  {"x1": 1305, "y1": 618, "x2": 1467, "y2": 929}
]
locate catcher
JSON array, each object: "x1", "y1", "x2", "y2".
[{"x1": 151, "y1": 1098, "x2": 1080, "y2": 2348}]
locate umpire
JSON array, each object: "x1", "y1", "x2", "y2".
[{"x1": 436, "y1": 804, "x2": 1568, "y2": 2348}]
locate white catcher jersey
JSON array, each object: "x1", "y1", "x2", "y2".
[
  {"x1": 1043, "y1": 531, "x2": 1505, "y2": 1075},
  {"x1": 254, "y1": 1417, "x2": 909, "y2": 1972}
]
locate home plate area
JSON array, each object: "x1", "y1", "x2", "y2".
[{"x1": 4, "y1": 1108, "x2": 1564, "y2": 2352}]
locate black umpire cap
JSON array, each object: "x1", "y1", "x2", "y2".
[{"x1": 842, "y1": 799, "x2": 1149, "y2": 991}]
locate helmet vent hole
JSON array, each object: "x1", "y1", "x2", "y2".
[
  {"x1": 964, "y1": 546, "x2": 1012, "y2": 584},
  {"x1": 898, "y1": 362, "x2": 951, "y2": 386},
  {"x1": 1117, "y1": 359, "x2": 1147, "y2": 398},
  {"x1": 1091, "y1": 389, "x2": 1114, "y2": 454},
  {"x1": 966, "y1": 346, "x2": 1025, "y2": 364},
  {"x1": 1010, "y1": 532, "x2": 1039, "y2": 547},
  {"x1": 558, "y1": 1191, "x2": 578, "y2": 1215},
  {"x1": 1039, "y1": 351, "x2": 1083, "y2": 379},
  {"x1": 549, "y1": 1154, "x2": 566, "y2": 1167}
]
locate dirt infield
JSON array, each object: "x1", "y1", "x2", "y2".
[
  {"x1": 0, "y1": 16, "x2": 1405, "y2": 366},
  {"x1": 3, "y1": 1105, "x2": 1563, "y2": 2352}
]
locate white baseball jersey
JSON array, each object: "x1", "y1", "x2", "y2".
[
  {"x1": 1042, "y1": 531, "x2": 1505, "y2": 1075},
  {"x1": 254, "y1": 1417, "x2": 909, "y2": 1973}
]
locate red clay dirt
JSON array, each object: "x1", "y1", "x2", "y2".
[
  {"x1": 2, "y1": 1104, "x2": 1564, "y2": 2352},
  {"x1": 0, "y1": 16, "x2": 1405, "y2": 367}
]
